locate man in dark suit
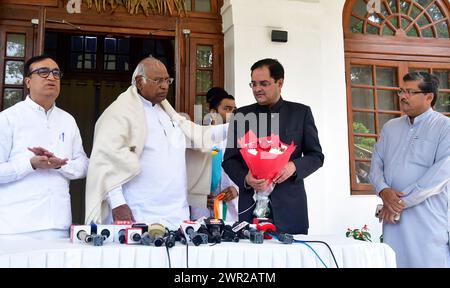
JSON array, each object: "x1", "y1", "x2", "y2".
[{"x1": 222, "y1": 58, "x2": 324, "y2": 234}]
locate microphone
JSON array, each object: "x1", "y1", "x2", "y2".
[
  {"x1": 204, "y1": 218, "x2": 224, "y2": 244},
  {"x1": 100, "y1": 228, "x2": 111, "y2": 239},
  {"x1": 70, "y1": 225, "x2": 92, "y2": 244},
  {"x1": 129, "y1": 231, "x2": 142, "y2": 242},
  {"x1": 278, "y1": 232, "x2": 294, "y2": 244},
  {"x1": 232, "y1": 221, "x2": 264, "y2": 244},
  {"x1": 196, "y1": 224, "x2": 211, "y2": 244},
  {"x1": 140, "y1": 232, "x2": 154, "y2": 246},
  {"x1": 149, "y1": 223, "x2": 166, "y2": 247},
  {"x1": 77, "y1": 230, "x2": 92, "y2": 243},
  {"x1": 132, "y1": 223, "x2": 149, "y2": 233},
  {"x1": 256, "y1": 221, "x2": 277, "y2": 239},
  {"x1": 174, "y1": 228, "x2": 187, "y2": 245},
  {"x1": 180, "y1": 221, "x2": 203, "y2": 246},
  {"x1": 164, "y1": 230, "x2": 177, "y2": 248},
  {"x1": 118, "y1": 229, "x2": 126, "y2": 244},
  {"x1": 125, "y1": 228, "x2": 142, "y2": 244},
  {"x1": 91, "y1": 234, "x2": 107, "y2": 246},
  {"x1": 255, "y1": 221, "x2": 294, "y2": 244}
]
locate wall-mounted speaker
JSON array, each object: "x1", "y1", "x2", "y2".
[{"x1": 271, "y1": 30, "x2": 288, "y2": 43}]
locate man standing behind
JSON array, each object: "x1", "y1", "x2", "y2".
[
  {"x1": 0, "y1": 55, "x2": 89, "y2": 239},
  {"x1": 223, "y1": 58, "x2": 324, "y2": 234},
  {"x1": 191, "y1": 88, "x2": 239, "y2": 222},
  {"x1": 370, "y1": 72, "x2": 450, "y2": 268}
]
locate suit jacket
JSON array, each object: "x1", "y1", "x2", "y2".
[{"x1": 222, "y1": 98, "x2": 324, "y2": 234}]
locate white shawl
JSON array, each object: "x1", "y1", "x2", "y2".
[{"x1": 85, "y1": 86, "x2": 213, "y2": 224}]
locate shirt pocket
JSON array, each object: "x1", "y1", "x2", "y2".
[{"x1": 409, "y1": 139, "x2": 436, "y2": 168}]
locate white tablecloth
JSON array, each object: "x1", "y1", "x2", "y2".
[{"x1": 0, "y1": 235, "x2": 396, "y2": 268}]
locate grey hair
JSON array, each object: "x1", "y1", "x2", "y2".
[
  {"x1": 131, "y1": 62, "x2": 146, "y2": 86},
  {"x1": 131, "y1": 56, "x2": 161, "y2": 86}
]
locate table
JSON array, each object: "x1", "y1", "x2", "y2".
[{"x1": 0, "y1": 235, "x2": 396, "y2": 268}]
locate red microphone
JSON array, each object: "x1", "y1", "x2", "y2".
[{"x1": 256, "y1": 221, "x2": 277, "y2": 239}]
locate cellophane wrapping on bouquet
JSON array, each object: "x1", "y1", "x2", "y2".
[{"x1": 238, "y1": 130, "x2": 296, "y2": 218}]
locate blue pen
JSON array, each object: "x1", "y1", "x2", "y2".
[{"x1": 61, "y1": 132, "x2": 64, "y2": 142}]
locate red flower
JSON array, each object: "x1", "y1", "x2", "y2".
[{"x1": 238, "y1": 131, "x2": 296, "y2": 184}]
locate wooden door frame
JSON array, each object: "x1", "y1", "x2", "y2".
[
  {"x1": 0, "y1": 24, "x2": 34, "y2": 110},
  {"x1": 188, "y1": 36, "x2": 224, "y2": 120}
]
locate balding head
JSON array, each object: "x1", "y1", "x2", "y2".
[
  {"x1": 132, "y1": 57, "x2": 167, "y2": 86},
  {"x1": 133, "y1": 57, "x2": 170, "y2": 104}
]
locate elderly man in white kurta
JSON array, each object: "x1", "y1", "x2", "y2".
[
  {"x1": 85, "y1": 57, "x2": 218, "y2": 226},
  {"x1": 370, "y1": 72, "x2": 450, "y2": 268},
  {"x1": 0, "y1": 55, "x2": 89, "y2": 239}
]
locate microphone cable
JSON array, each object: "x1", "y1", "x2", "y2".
[
  {"x1": 270, "y1": 234, "x2": 339, "y2": 268},
  {"x1": 298, "y1": 240, "x2": 339, "y2": 268},
  {"x1": 166, "y1": 245, "x2": 172, "y2": 268},
  {"x1": 185, "y1": 238, "x2": 189, "y2": 268},
  {"x1": 238, "y1": 200, "x2": 256, "y2": 215}
]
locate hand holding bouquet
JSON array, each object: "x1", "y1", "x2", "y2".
[{"x1": 238, "y1": 131, "x2": 296, "y2": 218}]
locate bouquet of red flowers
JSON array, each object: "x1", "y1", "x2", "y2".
[{"x1": 238, "y1": 130, "x2": 296, "y2": 218}]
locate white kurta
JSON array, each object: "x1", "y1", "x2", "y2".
[
  {"x1": 0, "y1": 97, "x2": 89, "y2": 235},
  {"x1": 369, "y1": 108, "x2": 450, "y2": 268},
  {"x1": 108, "y1": 96, "x2": 188, "y2": 225}
]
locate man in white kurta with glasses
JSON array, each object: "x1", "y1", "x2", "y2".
[
  {"x1": 0, "y1": 55, "x2": 89, "y2": 239},
  {"x1": 370, "y1": 72, "x2": 450, "y2": 268}
]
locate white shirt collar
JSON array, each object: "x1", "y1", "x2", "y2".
[{"x1": 25, "y1": 95, "x2": 55, "y2": 116}]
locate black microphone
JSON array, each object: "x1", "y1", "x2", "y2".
[
  {"x1": 174, "y1": 228, "x2": 187, "y2": 245},
  {"x1": 222, "y1": 225, "x2": 239, "y2": 242},
  {"x1": 232, "y1": 221, "x2": 263, "y2": 244},
  {"x1": 164, "y1": 230, "x2": 176, "y2": 248},
  {"x1": 118, "y1": 229, "x2": 126, "y2": 244},
  {"x1": 278, "y1": 232, "x2": 294, "y2": 244},
  {"x1": 204, "y1": 218, "x2": 224, "y2": 244},
  {"x1": 99, "y1": 228, "x2": 111, "y2": 239},
  {"x1": 132, "y1": 223, "x2": 148, "y2": 233}
]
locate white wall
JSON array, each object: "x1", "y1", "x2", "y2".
[{"x1": 222, "y1": 0, "x2": 383, "y2": 240}]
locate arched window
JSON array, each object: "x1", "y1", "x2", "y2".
[{"x1": 343, "y1": 0, "x2": 450, "y2": 194}]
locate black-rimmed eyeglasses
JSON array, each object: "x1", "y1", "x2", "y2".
[
  {"x1": 28, "y1": 67, "x2": 63, "y2": 80},
  {"x1": 397, "y1": 88, "x2": 426, "y2": 97}
]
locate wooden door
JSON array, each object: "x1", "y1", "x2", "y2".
[
  {"x1": 0, "y1": 25, "x2": 34, "y2": 110},
  {"x1": 188, "y1": 37, "x2": 223, "y2": 123}
]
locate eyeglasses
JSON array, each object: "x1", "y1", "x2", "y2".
[
  {"x1": 397, "y1": 88, "x2": 426, "y2": 97},
  {"x1": 28, "y1": 67, "x2": 63, "y2": 80},
  {"x1": 249, "y1": 81, "x2": 275, "y2": 88},
  {"x1": 143, "y1": 77, "x2": 174, "y2": 86}
]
